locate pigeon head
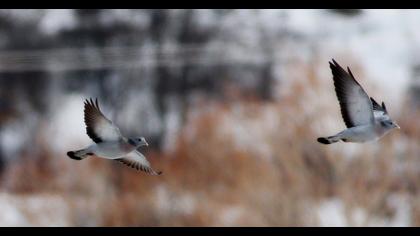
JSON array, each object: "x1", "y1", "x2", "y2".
[
  {"x1": 380, "y1": 119, "x2": 400, "y2": 130},
  {"x1": 128, "y1": 137, "x2": 149, "y2": 147},
  {"x1": 378, "y1": 102, "x2": 400, "y2": 130}
]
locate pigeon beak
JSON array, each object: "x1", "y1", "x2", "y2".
[
  {"x1": 145, "y1": 141, "x2": 149, "y2": 146},
  {"x1": 394, "y1": 123, "x2": 400, "y2": 129}
]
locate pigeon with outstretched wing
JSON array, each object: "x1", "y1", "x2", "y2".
[
  {"x1": 317, "y1": 59, "x2": 399, "y2": 144},
  {"x1": 67, "y1": 98, "x2": 162, "y2": 175}
]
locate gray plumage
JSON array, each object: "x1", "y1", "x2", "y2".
[
  {"x1": 67, "y1": 98, "x2": 162, "y2": 175},
  {"x1": 317, "y1": 59, "x2": 399, "y2": 145}
]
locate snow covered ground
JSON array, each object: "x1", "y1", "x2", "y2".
[
  {"x1": 0, "y1": 190, "x2": 411, "y2": 226},
  {"x1": 0, "y1": 193, "x2": 70, "y2": 226},
  {"x1": 316, "y1": 195, "x2": 411, "y2": 227}
]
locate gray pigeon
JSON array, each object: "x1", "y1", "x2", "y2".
[
  {"x1": 67, "y1": 98, "x2": 162, "y2": 175},
  {"x1": 317, "y1": 59, "x2": 400, "y2": 144}
]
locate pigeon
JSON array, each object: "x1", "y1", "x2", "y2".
[
  {"x1": 67, "y1": 98, "x2": 162, "y2": 175},
  {"x1": 317, "y1": 59, "x2": 400, "y2": 144}
]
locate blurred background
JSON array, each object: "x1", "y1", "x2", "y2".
[{"x1": 0, "y1": 9, "x2": 419, "y2": 226}]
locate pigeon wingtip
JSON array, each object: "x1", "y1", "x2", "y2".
[
  {"x1": 329, "y1": 59, "x2": 339, "y2": 68},
  {"x1": 381, "y1": 101, "x2": 387, "y2": 111},
  {"x1": 347, "y1": 66, "x2": 354, "y2": 75},
  {"x1": 95, "y1": 98, "x2": 99, "y2": 108}
]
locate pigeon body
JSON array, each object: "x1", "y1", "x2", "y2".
[
  {"x1": 317, "y1": 59, "x2": 399, "y2": 144},
  {"x1": 67, "y1": 98, "x2": 162, "y2": 175}
]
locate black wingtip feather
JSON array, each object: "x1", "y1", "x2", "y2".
[
  {"x1": 329, "y1": 59, "x2": 344, "y2": 69},
  {"x1": 370, "y1": 97, "x2": 383, "y2": 111},
  {"x1": 381, "y1": 101, "x2": 387, "y2": 111},
  {"x1": 116, "y1": 159, "x2": 162, "y2": 176},
  {"x1": 347, "y1": 66, "x2": 354, "y2": 78},
  {"x1": 329, "y1": 59, "x2": 346, "y2": 76},
  {"x1": 371, "y1": 97, "x2": 379, "y2": 105}
]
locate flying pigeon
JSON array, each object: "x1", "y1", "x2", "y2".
[
  {"x1": 317, "y1": 59, "x2": 400, "y2": 144},
  {"x1": 67, "y1": 98, "x2": 162, "y2": 175}
]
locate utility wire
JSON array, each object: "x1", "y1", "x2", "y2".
[{"x1": 0, "y1": 44, "x2": 277, "y2": 72}]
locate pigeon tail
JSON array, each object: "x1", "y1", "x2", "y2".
[
  {"x1": 67, "y1": 149, "x2": 93, "y2": 160},
  {"x1": 317, "y1": 136, "x2": 340, "y2": 145}
]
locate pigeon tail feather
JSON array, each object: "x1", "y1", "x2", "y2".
[
  {"x1": 317, "y1": 136, "x2": 340, "y2": 145},
  {"x1": 67, "y1": 149, "x2": 92, "y2": 160}
]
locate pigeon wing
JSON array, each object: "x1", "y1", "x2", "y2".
[
  {"x1": 370, "y1": 97, "x2": 390, "y2": 121},
  {"x1": 370, "y1": 97, "x2": 383, "y2": 111},
  {"x1": 116, "y1": 151, "x2": 162, "y2": 175},
  {"x1": 84, "y1": 98, "x2": 122, "y2": 143},
  {"x1": 329, "y1": 59, "x2": 374, "y2": 128}
]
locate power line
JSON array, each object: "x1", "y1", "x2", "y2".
[{"x1": 0, "y1": 44, "x2": 276, "y2": 72}]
